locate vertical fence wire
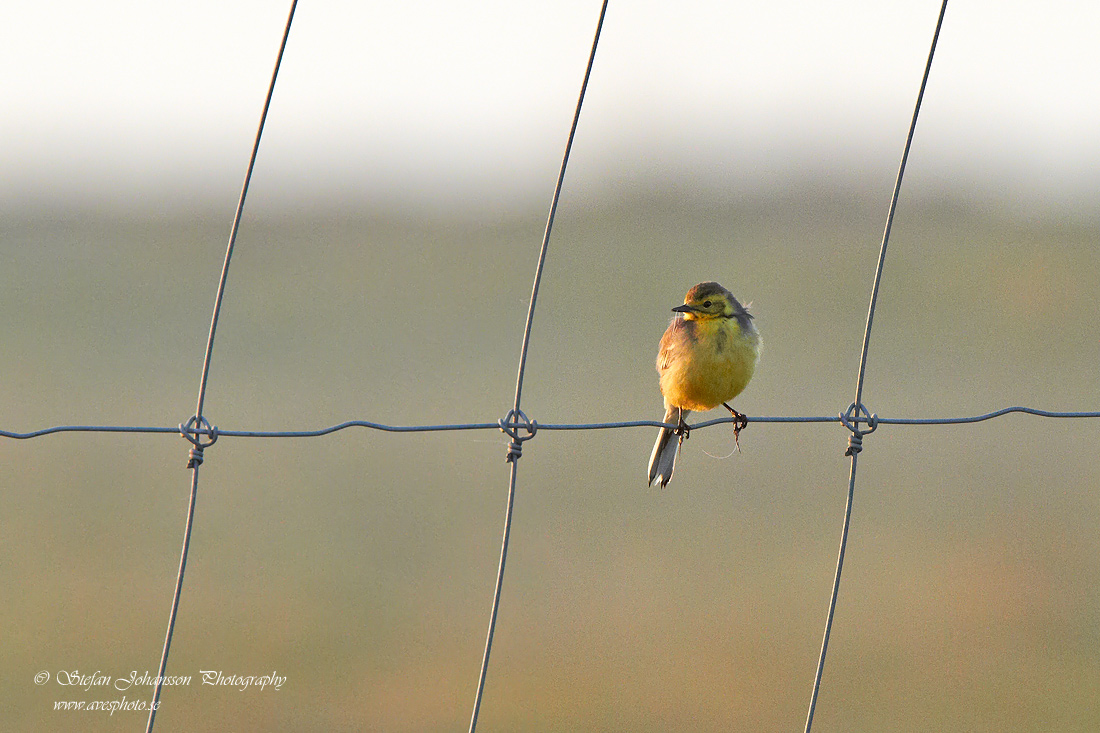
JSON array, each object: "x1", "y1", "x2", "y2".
[
  {"x1": 193, "y1": 0, "x2": 299, "y2": 423},
  {"x1": 508, "y1": 1, "x2": 610, "y2": 414},
  {"x1": 467, "y1": 2, "x2": 609, "y2": 731},
  {"x1": 143, "y1": 469, "x2": 200, "y2": 732},
  {"x1": 144, "y1": 3, "x2": 299, "y2": 731},
  {"x1": 803, "y1": 2, "x2": 950, "y2": 731}
]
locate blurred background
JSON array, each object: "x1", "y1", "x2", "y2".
[{"x1": 3, "y1": 1, "x2": 1098, "y2": 730}]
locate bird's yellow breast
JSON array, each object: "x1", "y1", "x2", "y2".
[{"x1": 659, "y1": 316, "x2": 760, "y2": 412}]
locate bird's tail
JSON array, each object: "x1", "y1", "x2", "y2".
[{"x1": 648, "y1": 406, "x2": 689, "y2": 487}]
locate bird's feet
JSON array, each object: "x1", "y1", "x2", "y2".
[
  {"x1": 722, "y1": 403, "x2": 748, "y2": 452},
  {"x1": 674, "y1": 413, "x2": 691, "y2": 449}
]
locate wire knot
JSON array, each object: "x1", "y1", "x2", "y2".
[
  {"x1": 180, "y1": 415, "x2": 218, "y2": 469},
  {"x1": 839, "y1": 402, "x2": 877, "y2": 456},
  {"x1": 187, "y1": 445, "x2": 205, "y2": 467},
  {"x1": 499, "y1": 409, "x2": 537, "y2": 463}
]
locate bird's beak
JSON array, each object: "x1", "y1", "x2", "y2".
[{"x1": 672, "y1": 304, "x2": 696, "y2": 313}]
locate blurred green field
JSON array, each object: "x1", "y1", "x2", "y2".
[{"x1": 2, "y1": 186, "x2": 1098, "y2": 731}]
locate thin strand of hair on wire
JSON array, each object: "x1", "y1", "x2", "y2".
[
  {"x1": 468, "y1": 3, "x2": 609, "y2": 732},
  {"x1": 803, "y1": 2, "x2": 950, "y2": 732},
  {"x1": 145, "y1": 3, "x2": 298, "y2": 732}
]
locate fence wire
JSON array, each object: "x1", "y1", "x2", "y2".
[
  {"x1": 4, "y1": 407, "x2": 1100, "y2": 443},
  {"x1": 803, "y1": 1, "x2": 950, "y2": 731},
  {"x1": 469, "y1": 2, "x2": 609, "y2": 729},
  {"x1": 6, "y1": 0, "x2": 1099, "y2": 731},
  {"x1": 145, "y1": 1, "x2": 300, "y2": 731}
]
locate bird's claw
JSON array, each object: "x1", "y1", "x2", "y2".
[
  {"x1": 723, "y1": 403, "x2": 748, "y2": 453},
  {"x1": 674, "y1": 414, "x2": 690, "y2": 448}
]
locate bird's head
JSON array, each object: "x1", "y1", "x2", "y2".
[{"x1": 672, "y1": 281, "x2": 750, "y2": 322}]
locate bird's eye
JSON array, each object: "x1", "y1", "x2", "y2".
[{"x1": 703, "y1": 300, "x2": 712, "y2": 308}]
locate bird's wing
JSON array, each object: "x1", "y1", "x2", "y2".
[{"x1": 656, "y1": 317, "x2": 692, "y2": 375}]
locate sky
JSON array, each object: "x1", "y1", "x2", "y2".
[{"x1": 3, "y1": 0, "x2": 1099, "y2": 212}]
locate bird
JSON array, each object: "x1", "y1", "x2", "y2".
[{"x1": 647, "y1": 281, "x2": 761, "y2": 487}]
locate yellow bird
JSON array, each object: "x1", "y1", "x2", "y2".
[{"x1": 648, "y1": 282, "x2": 761, "y2": 487}]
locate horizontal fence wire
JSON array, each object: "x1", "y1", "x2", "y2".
[{"x1": 3, "y1": 407, "x2": 1099, "y2": 441}]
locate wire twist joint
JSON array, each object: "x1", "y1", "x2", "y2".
[
  {"x1": 180, "y1": 416, "x2": 219, "y2": 468},
  {"x1": 839, "y1": 402, "x2": 877, "y2": 456},
  {"x1": 499, "y1": 409, "x2": 538, "y2": 463}
]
